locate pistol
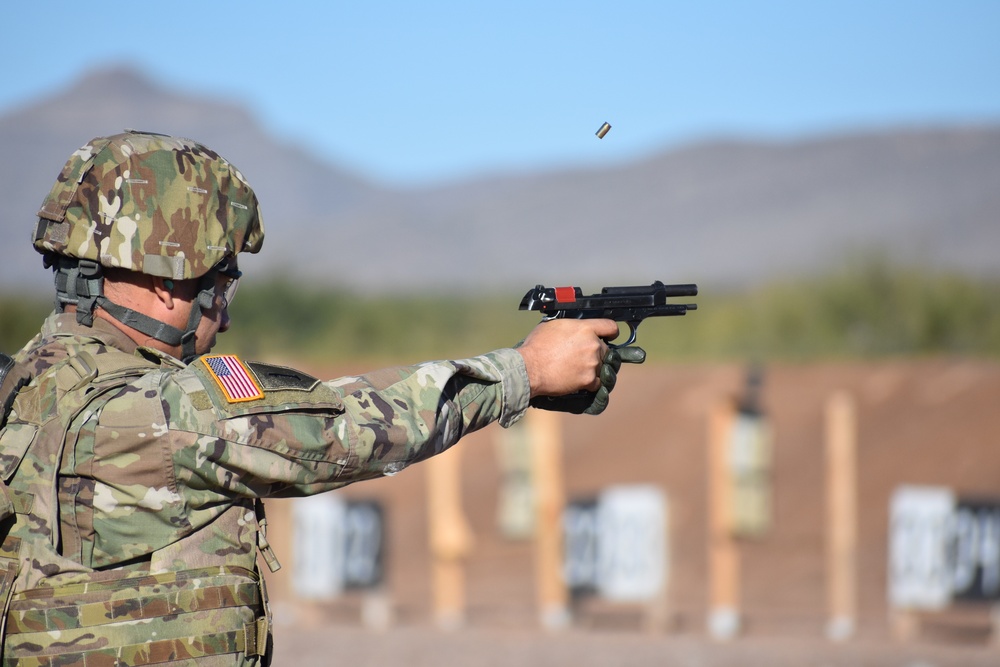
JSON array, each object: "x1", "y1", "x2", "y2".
[{"x1": 519, "y1": 281, "x2": 698, "y2": 347}]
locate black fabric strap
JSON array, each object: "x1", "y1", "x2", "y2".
[
  {"x1": 180, "y1": 274, "x2": 218, "y2": 362},
  {"x1": 96, "y1": 298, "x2": 187, "y2": 346},
  {"x1": 51, "y1": 258, "x2": 103, "y2": 326},
  {"x1": 50, "y1": 258, "x2": 219, "y2": 364}
]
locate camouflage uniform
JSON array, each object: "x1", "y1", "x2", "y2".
[
  {"x1": 0, "y1": 132, "x2": 531, "y2": 665},
  {"x1": 0, "y1": 311, "x2": 528, "y2": 666}
]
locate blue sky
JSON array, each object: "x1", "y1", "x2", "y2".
[{"x1": 2, "y1": 1, "x2": 998, "y2": 186}]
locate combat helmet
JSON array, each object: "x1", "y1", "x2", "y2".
[{"x1": 32, "y1": 130, "x2": 265, "y2": 361}]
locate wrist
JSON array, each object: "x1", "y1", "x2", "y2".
[{"x1": 515, "y1": 346, "x2": 542, "y2": 398}]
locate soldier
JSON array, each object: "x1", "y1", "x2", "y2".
[{"x1": 0, "y1": 131, "x2": 643, "y2": 665}]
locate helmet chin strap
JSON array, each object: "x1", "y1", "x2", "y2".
[{"x1": 50, "y1": 256, "x2": 217, "y2": 363}]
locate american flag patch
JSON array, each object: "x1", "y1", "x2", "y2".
[{"x1": 202, "y1": 355, "x2": 264, "y2": 402}]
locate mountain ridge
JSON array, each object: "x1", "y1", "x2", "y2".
[{"x1": 2, "y1": 66, "x2": 997, "y2": 294}]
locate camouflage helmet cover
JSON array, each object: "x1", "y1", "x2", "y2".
[{"x1": 33, "y1": 130, "x2": 265, "y2": 279}]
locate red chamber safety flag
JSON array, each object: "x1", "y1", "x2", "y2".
[
  {"x1": 554, "y1": 286, "x2": 577, "y2": 303},
  {"x1": 202, "y1": 355, "x2": 265, "y2": 402}
]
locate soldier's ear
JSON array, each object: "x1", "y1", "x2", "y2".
[{"x1": 151, "y1": 277, "x2": 177, "y2": 309}]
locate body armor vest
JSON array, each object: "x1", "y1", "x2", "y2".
[{"x1": 0, "y1": 342, "x2": 275, "y2": 666}]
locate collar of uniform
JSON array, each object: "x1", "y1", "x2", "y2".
[
  {"x1": 135, "y1": 345, "x2": 187, "y2": 369},
  {"x1": 43, "y1": 311, "x2": 141, "y2": 356},
  {"x1": 43, "y1": 313, "x2": 188, "y2": 369}
]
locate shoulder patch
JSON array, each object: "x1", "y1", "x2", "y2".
[
  {"x1": 201, "y1": 355, "x2": 264, "y2": 403},
  {"x1": 245, "y1": 362, "x2": 320, "y2": 392}
]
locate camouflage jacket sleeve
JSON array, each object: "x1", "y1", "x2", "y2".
[{"x1": 162, "y1": 348, "x2": 530, "y2": 499}]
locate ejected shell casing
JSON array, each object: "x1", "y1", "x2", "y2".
[{"x1": 596, "y1": 122, "x2": 611, "y2": 139}]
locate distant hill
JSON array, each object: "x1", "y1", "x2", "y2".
[
  {"x1": 0, "y1": 67, "x2": 389, "y2": 292},
  {"x1": 2, "y1": 66, "x2": 998, "y2": 295}
]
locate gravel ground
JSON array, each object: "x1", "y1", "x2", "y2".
[{"x1": 272, "y1": 623, "x2": 998, "y2": 667}]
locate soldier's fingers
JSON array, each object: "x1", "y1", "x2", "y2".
[
  {"x1": 584, "y1": 386, "x2": 611, "y2": 415},
  {"x1": 618, "y1": 346, "x2": 647, "y2": 364},
  {"x1": 599, "y1": 361, "x2": 618, "y2": 392}
]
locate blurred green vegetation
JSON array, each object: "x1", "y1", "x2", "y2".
[
  {"x1": 2, "y1": 257, "x2": 999, "y2": 364},
  {"x1": 666, "y1": 257, "x2": 1000, "y2": 362},
  {"x1": 0, "y1": 296, "x2": 51, "y2": 354}
]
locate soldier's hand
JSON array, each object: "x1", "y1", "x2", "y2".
[
  {"x1": 517, "y1": 318, "x2": 617, "y2": 397},
  {"x1": 516, "y1": 319, "x2": 645, "y2": 415},
  {"x1": 529, "y1": 345, "x2": 646, "y2": 415}
]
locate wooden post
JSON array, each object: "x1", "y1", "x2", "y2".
[
  {"x1": 825, "y1": 391, "x2": 858, "y2": 641},
  {"x1": 530, "y1": 410, "x2": 570, "y2": 630},
  {"x1": 643, "y1": 493, "x2": 672, "y2": 635},
  {"x1": 263, "y1": 497, "x2": 326, "y2": 628},
  {"x1": 707, "y1": 399, "x2": 741, "y2": 640},
  {"x1": 427, "y1": 445, "x2": 473, "y2": 630},
  {"x1": 990, "y1": 604, "x2": 1000, "y2": 646}
]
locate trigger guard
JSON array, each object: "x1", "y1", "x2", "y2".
[{"x1": 609, "y1": 322, "x2": 638, "y2": 349}]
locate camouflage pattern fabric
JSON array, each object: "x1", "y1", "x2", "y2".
[
  {"x1": 32, "y1": 131, "x2": 264, "y2": 280},
  {"x1": 4, "y1": 565, "x2": 266, "y2": 667},
  {"x1": 0, "y1": 312, "x2": 529, "y2": 664},
  {"x1": 0, "y1": 354, "x2": 29, "y2": 427}
]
